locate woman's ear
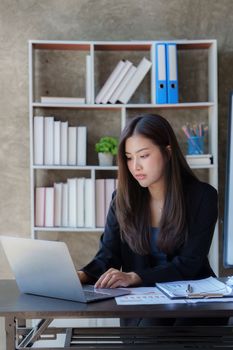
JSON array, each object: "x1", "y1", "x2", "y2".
[
  {"x1": 165, "y1": 145, "x2": 172, "y2": 160},
  {"x1": 166, "y1": 145, "x2": 172, "y2": 154}
]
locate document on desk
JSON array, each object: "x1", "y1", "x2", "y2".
[
  {"x1": 115, "y1": 287, "x2": 186, "y2": 305},
  {"x1": 156, "y1": 277, "x2": 233, "y2": 299}
]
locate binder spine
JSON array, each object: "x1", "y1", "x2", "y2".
[
  {"x1": 155, "y1": 43, "x2": 167, "y2": 104},
  {"x1": 166, "y1": 43, "x2": 179, "y2": 104}
]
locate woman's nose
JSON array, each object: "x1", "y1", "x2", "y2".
[{"x1": 133, "y1": 158, "x2": 141, "y2": 170}]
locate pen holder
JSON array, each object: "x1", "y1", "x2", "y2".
[{"x1": 187, "y1": 136, "x2": 204, "y2": 155}]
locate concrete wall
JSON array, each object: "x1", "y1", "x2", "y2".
[{"x1": 1, "y1": 0, "x2": 233, "y2": 277}]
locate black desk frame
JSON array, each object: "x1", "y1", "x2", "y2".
[
  {"x1": 5, "y1": 316, "x2": 233, "y2": 349},
  {"x1": 1, "y1": 280, "x2": 233, "y2": 349}
]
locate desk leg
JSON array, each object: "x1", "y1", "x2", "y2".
[
  {"x1": 18, "y1": 318, "x2": 53, "y2": 348},
  {"x1": 5, "y1": 316, "x2": 16, "y2": 350}
]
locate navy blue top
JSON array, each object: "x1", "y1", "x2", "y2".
[
  {"x1": 82, "y1": 178, "x2": 217, "y2": 286},
  {"x1": 150, "y1": 227, "x2": 167, "y2": 265}
]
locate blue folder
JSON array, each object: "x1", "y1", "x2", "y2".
[
  {"x1": 155, "y1": 43, "x2": 167, "y2": 104},
  {"x1": 166, "y1": 43, "x2": 179, "y2": 103}
]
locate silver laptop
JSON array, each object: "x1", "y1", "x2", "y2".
[{"x1": 0, "y1": 236, "x2": 130, "y2": 303}]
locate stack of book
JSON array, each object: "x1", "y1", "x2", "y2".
[
  {"x1": 34, "y1": 116, "x2": 87, "y2": 166},
  {"x1": 35, "y1": 178, "x2": 117, "y2": 229},
  {"x1": 95, "y1": 57, "x2": 152, "y2": 104}
]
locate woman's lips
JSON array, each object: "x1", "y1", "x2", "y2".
[{"x1": 135, "y1": 174, "x2": 146, "y2": 180}]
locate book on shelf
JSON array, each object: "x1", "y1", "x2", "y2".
[
  {"x1": 101, "y1": 60, "x2": 133, "y2": 104},
  {"x1": 77, "y1": 126, "x2": 87, "y2": 166},
  {"x1": 60, "y1": 121, "x2": 68, "y2": 165},
  {"x1": 35, "y1": 187, "x2": 45, "y2": 226},
  {"x1": 61, "y1": 183, "x2": 68, "y2": 227},
  {"x1": 115, "y1": 178, "x2": 118, "y2": 189},
  {"x1": 68, "y1": 178, "x2": 77, "y2": 227},
  {"x1": 155, "y1": 42, "x2": 179, "y2": 104},
  {"x1": 33, "y1": 117, "x2": 88, "y2": 166},
  {"x1": 54, "y1": 121, "x2": 61, "y2": 165},
  {"x1": 54, "y1": 183, "x2": 62, "y2": 227},
  {"x1": 68, "y1": 126, "x2": 77, "y2": 166},
  {"x1": 44, "y1": 187, "x2": 54, "y2": 227},
  {"x1": 41, "y1": 96, "x2": 85, "y2": 104},
  {"x1": 95, "y1": 179, "x2": 117, "y2": 227},
  {"x1": 109, "y1": 65, "x2": 137, "y2": 104},
  {"x1": 85, "y1": 179, "x2": 94, "y2": 227},
  {"x1": 118, "y1": 57, "x2": 152, "y2": 104},
  {"x1": 35, "y1": 178, "x2": 117, "y2": 229},
  {"x1": 166, "y1": 43, "x2": 178, "y2": 103},
  {"x1": 77, "y1": 178, "x2": 85, "y2": 227},
  {"x1": 155, "y1": 43, "x2": 167, "y2": 104},
  {"x1": 185, "y1": 154, "x2": 213, "y2": 165},
  {"x1": 34, "y1": 116, "x2": 44, "y2": 165},
  {"x1": 44, "y1": 116, "x2": 54, "y2": 165},
  {"x1": 86, "y1": 55, "x2": 92, "y2": 104},
  {"x1": 95, "y1": 179, "x2": 105, "y2": 227},
  {"x1": 95, "y1": 60, "x2": 126, "y2": 104},
  {"x1": 105, "y1": 179, "x2": 115, "y2": 217}
]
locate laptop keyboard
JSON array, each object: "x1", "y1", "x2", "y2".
[{"x1": 83, "y1": 289, "x2": 110, "y2": 301}]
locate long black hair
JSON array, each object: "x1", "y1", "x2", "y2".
[{"x1": 116, "y1": 114, "x2": 197, "y2": 255}]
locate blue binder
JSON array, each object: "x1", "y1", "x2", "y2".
[
  {"x1": 166, "y1": 43, "x2": 179, "y2": 103},
  {"x1": 155, "y1": 43, "x2": 167, "y2": 104}
]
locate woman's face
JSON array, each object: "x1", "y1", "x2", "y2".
[{"x1": 125, "y1": 134, "x2": 167, "y2": 188}]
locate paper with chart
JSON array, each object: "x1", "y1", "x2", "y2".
[
  {"x1": 115, "y1": 287, "x2": 185, "y2": 305},
  {"x1": 156, "y1": 277, "x2": 232, "y2": 299}
]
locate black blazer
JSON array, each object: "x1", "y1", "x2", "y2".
[{"x1": 82, "y1": 179, "x2": 218, "y2": 286}]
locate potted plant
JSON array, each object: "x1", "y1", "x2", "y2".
[{"x1": 95, "y1": 136, "x2": 118, "y2": 166}]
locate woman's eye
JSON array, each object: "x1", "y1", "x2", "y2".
[
  {"x1": 140, "y1": 154, "x2": 149, "y2": 159},
  {"x1": 126, "y1": 157, "x2": 132, "y2": 161}
]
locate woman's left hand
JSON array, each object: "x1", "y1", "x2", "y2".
[{"x1": 94, "y1": 268, "x2": 142, "y2": 288}]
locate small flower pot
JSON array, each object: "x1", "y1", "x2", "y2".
[{"x1": 98, "y1": 153, "x2": 113, "y2": 166}]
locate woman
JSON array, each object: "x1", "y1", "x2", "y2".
[{"x1": 78, "y1": 114, "x2": 225, "y2": 326}]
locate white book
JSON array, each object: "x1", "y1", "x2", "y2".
[
  {"x1": 54, "y1": 121, "x2": 61, "y2": 165},
  {"x1": 186, "y1": 154, "x2": 212, "y2": 166},
  {"x1": 109, "y1": 65, "x2": 137, "y2": 104},
  {"x1": 68, "y1": 126, "x2": 77, "y2": 165},
  {"x1": 35, "y1": 187, "x2": 45, "y2": 226},
  {"x1": 54, "y1": 183, "x2": 62, "y2": 227},
  {"x1": 84, "y1": 179, "x2": 94, "y2": 228},
  {"x1": 118, "y1": 57, "x2": 152, "y2": 104},
  {"x1": 86, "y1": 55, "x2": 92, "y2": 104},
  {"x1": 61, "y1": 183, "x2": 68, "y2": 227},
  {"x1": 95, "y1": 60, "x2": 126, "y2": 104},
  {"x1": 33, "y1": 116, "x2": 44, "y2": 165},
  {"x1": 77, "y1": 178, "x2": 85, "y2": 227},
  {"x1": 68, "y1": 178, "x2": 77, "y2": 227},
  {"x1": 115, "y1": 178, "x2": 118, "y2": 189},
  {"x1": 41, "y1": 96, "x2": 85, "y2": 104},
  {"x1": 60, "y1": 121, "x2": 68, "y2": 165},
  {"x1": 44, "y1": 187, "x2": 54, "y2": 227},
  {"x1": 95, "y1": 179, "x2": 105, "y2": 227},
  {"x1": 101, "y1": 60, "x2": 132, "y2": 104},
  {"x1": 105, "y1": 179, "x2": 115, "y2": 218},
  {"x1": 44, "y1": 116, "x2": 54, "y2": 165},
  {"x1": 77, "y1": 126, "x2": 87, "y2": 166}
]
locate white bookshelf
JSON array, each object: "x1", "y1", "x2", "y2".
[{"x1": 29, "y1": 39, "x2": 218, "y2": 274}]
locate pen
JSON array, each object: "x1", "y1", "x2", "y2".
[{"x1": 186, "y1": 284, "x2": 193, "y2": 294}]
